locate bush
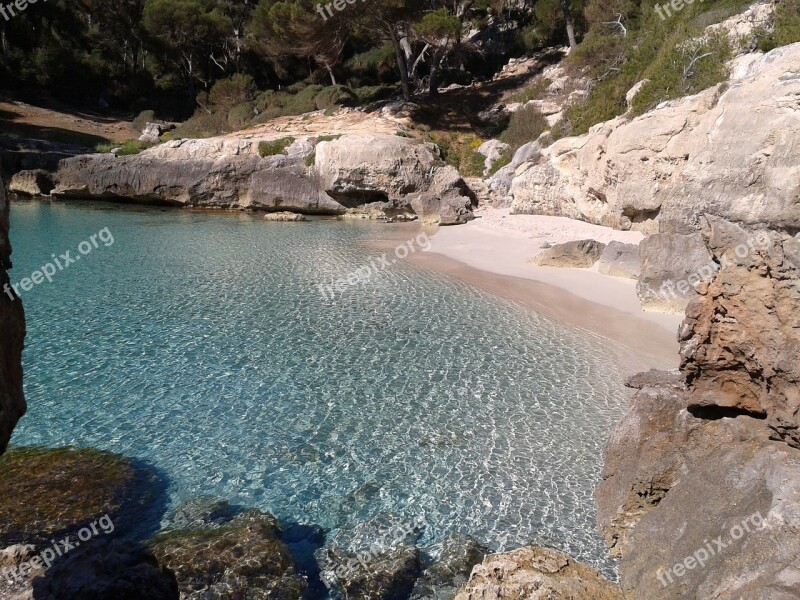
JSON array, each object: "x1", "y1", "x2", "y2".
[
  {"x1": 429, "y1": 133, "x2": 486, "y2": 177},
  {"x1": 258, "y1": 137, "x2": 295, "y2": 157},
  {"x1": 95, "y1": 139, "x2": 154, "y2": 156},
  {"x1": 758, "y1": 0, "x2": 800, "y2": 50},
  {"x1": 132, "y1": 110, "x2": 155, "y2": 132},
  {"x1": 228, "y1": 102, "x2": 255, "y2": 130},
  {"x1": 209, "y1": 74, "x2": 257, "y2": 112},
  {"x1": 500, "y1": 105, "x2": 548, "y2": 151},
  {"x1": 314, "y1": 85, "x2": 357, "y2": 109}
]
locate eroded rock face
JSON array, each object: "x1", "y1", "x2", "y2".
[
  {"x1": 597, "y1": 217, "x2": 800, "y2": 599},
  {"x1": 0, "y1": 176, "x2": 25, "y2": 454},
  {"x1": 50, "y1": 134, "x2": 476, "y2": 225},
  {"x1": 680, "y1": 217, "x2": 800, "y2": 444},
  {"x1": 452, "y1": 547, "x2": 624, "y2": 600},
  {"x1": 505, "y1": 43, "x2": 800, "y2": 232}
]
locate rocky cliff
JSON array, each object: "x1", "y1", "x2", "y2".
[
  {"x1": 493, "y1": 43, "x2": 800, "y2": 234},
  {"x1": 43, "y1": 134, "x2": 476, "y2": 226},
  {"x1": 0, "y1": 176, "x2": 25, "y2": 454},
  {"x1": 597, "y1": 217, "x2": 800, "y2": 599}
]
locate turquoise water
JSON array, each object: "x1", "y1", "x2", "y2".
[{"x1": 9, "y1": 200, "x2": 628, "y2": 575}]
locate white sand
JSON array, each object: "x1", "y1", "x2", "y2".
[{"x1": 428, "y1": 208, "x2": 682, "y2": 334}]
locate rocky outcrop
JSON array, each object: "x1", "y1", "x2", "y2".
[
  {"x1": 151, "y1": 509, "x2": 307, "y2": 600},
  {"x1": 501, "y1": 43, "x2": 800, "y2": 233},
  {"x1": 637, "y1": 232, "x2": 715, "y2": 313},
  {"x1": 680, "y1": 217, "x2": 800, "y2": 445},
  {"x1": 9, "y1": 169, "x2": 54, "y2": 196},
  {"x1": 0, "y1": 175, "x2": 25, "y2": 454},
  {"x1": 48, "y1": 134, "x2": 476, "y2": 225},
  {"x1": 597, "y1": 217, "x2": 800, "y2": 599},
  {"x1": 452, "y1": 547, "x2": 624, "y2": 600},
  {"x1": 532, "y1": 239, "x2": 606, "y2": 268},
  {"x1": 597, "y1": 242, "x2": 641, "y2": 279},
  {"x1": 263, "y1": 211, "x2": 306, "y2": 222}
]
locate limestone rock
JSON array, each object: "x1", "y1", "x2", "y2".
[
  {"x1": 0, "y1": 175, "x2": 25, "y2": 454},
  {"x1": 139, "y1": 121, "x2": 175, "y2": 144},
  {"x1": 163, "y1": 498, "x2": 236, "y2": 532},
  {"x1": 597, "y1": 241, "x2": 641, "y2": 279},
  {"x1": 598, "y1": 217, "x2": 800, "y2": 599},
  {"x1": 476, "y1": 140, "x2": 510, "y2": 175},
  {"x1": 532, "y1": 239, "x2": 606, "y2": 268},
  {"x1": 263, "y1": 211, "x2": 306, "y2": 222},
  {"x1": 679, "y1": 218, "x2": 800, "y2": 445},
  {"x1": 452, "y1": 546, "x2": 624, "y2": 600},
  {"x1": 637, "y1": 232, "x2": 714, "y2": 314},
  {"x1": 49, "y1": 133, "x2": 475, "y2": 224},
  {"x1": 151, "y1": 509, "x2": 307, "y2": 600},
  {"x1": 8, "y1": 169, "x2": 54, "y2": 196},
  {"x1": 507, "y1": 44, "x2": 800, "y2": 232}
]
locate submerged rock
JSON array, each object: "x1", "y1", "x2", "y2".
[
  {"x1": 0, "y1": 447, "x2": 159, "y2": 547},
  {"x1": 263, "y1": 211, "x2": 306, "y2": 222},
  {"x1": 151, "y1": 509, "x2": 307, "y2": 600},
  {"x1": 0, "y1": 175, "x2": 25, "y2": 455},
  {"x1": 164, "y1": 498, "x2": 236, "y2": 532},
  {"x1": 532, "y1": 239, "x2": 606, "y2": 268},
  {"x1": 452, "y1": 546, "x2": 624, "y2": 599},
  {"x1": 316, "y1": 513, "x2": 422, "y2": 600},
  {"x1": 410, "y1": 534, "x2": 488, "y2": 600}
]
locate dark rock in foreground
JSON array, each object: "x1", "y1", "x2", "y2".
[
  {"x1": 0, "y1": 174, "x2": 25, "y2": 454},
  {"x1": 31, "y1": 539, "x2": 179, "y2": 600}
]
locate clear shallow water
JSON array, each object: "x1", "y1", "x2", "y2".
[{"x1": 9, "y1": 200, "x2": 628, "y2": 576}]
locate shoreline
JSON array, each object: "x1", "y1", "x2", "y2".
[{"x1": 369, "y1": 212, "x2": 681, "y2": 375}]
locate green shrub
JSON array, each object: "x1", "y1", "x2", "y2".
[
  {"x1": 95, "y1": 139, "x2": 155, "y2": 156},
  {"x1": 314, "y1": 85, "x2": 356, "y2": 109},
  {"x1": 429, "y1": 133, "x2": 486, "y2": 177},
  {"x1": 228, "y1": 102, "x2": 255, "y2": 130},
  {"x1": 172, "y1": 111, "x2": 229, "y2": 139},
  {"x1": 209, "y1": 74, "x2": 256, "y2": 112},
  {"x1": 132, "y1": 110, "x2": 155, "y2": 132},
  {"x1": 758, "y1": 0, "x2": 800, "y2": 50},
  {"x1": 500, "y1": 105, "x2": 548, "y2": 151},
  {"x1": 509, "y1": 79, "x2": 552, "y2": 104},
  {"x1": 258, "y1": 137, "x2": 295, "y2": 157}
]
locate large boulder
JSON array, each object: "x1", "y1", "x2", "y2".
[
  {"x1": 532, "y1": 239, "x2": 606, "y2": 268},
  {"x1": 504, "y1": 43, "x2": 800, "y2": 232},
  {"x1": 452, "y1": 547, "x2": 624, "y2": 600},
  {"x1": 597, "y1": 241, "x2": 641, "y2": 279},
  {"x1": 0, "y1": 175, "x2": 25, "y2": 454},
  {"x1": 31, "y1": 540, "x2": 179, "y2": 600},
  {"x1": 637, "y1": 232, "x2": 714, "y2": 313}
]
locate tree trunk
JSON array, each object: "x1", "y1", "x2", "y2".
[
  {"x1": 388, "y1": 27, "x2": 411, "y2": 101},
  {"x1": 428, "y1": 46, "x2": 446, "y2": 97},
  {"x1": 326, "y1": 64, "x2": 337, "y2": 86},
  {"x1": 560, "y1": 0, "x2": 578, "y2": 50}
]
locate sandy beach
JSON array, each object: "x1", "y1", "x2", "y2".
[{"x1": 392, "y1": 208, "x2": 684, "y2": 374}]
